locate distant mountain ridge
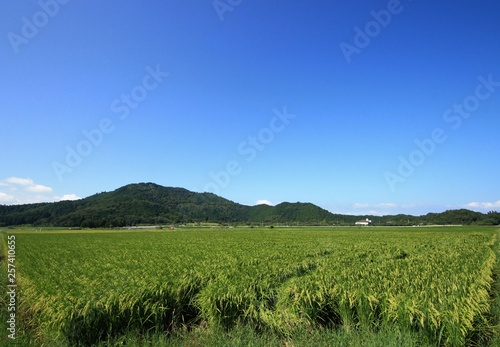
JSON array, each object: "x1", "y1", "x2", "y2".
[{"x1": 0, "y1": 183, "x2": 498, "y2": 227}]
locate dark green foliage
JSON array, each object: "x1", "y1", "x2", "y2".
[
  {"x1": 0, "y1": 183, "x2": 246, "y2": 227},
  {"x1": 0, "y1": 183, "x2": 498, "y2": 227},
  {"x1": 0, "y1": 183, "x2": 344, "y2": 227},
  {"x1": 423, "y1": 209, "x2": 483, "y2": 225}
]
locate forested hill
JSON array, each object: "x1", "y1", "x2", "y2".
[
  {"x1": 0, "y1": 183, "x2": 341, "y2": 227},
  {"x1": 0, "y1": 183, "x2": 498, "y2": 227}
]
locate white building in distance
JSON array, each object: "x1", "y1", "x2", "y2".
[{"x1": 355, "y1": 218, "x2": 372, "y2": 226}]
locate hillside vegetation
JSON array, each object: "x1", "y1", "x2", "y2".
[{"x1": 0, "y1": 183, "x2": 498, "y2": 227}]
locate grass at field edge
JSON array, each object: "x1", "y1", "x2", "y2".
[{"x1": 484, "y1": 228, "x2": 500, "y2": 346}]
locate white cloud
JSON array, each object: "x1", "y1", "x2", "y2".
[
  {"x1": 366, "y1": 210, "x2": 384, "y2": 216},
  {"x1": 18, "y1": 195, "x2": 50, "y2": 204},
  {"x1": 256, "y1": 199, "x2": 273, "y2": 206},
  {"x1": 4, "y1": 177, "x2": 53, "y2": 193},
  {"x1": 5, "y1": 177, "x2": 33, "y2": 186},
  {"x1": 0, "y1": 192, "x2": 15, "y2": 203},
  {"x1": 57, "y1": 194, "x2": 81, "y2": 201},
  {"x1": 26, "y1": 184, "x2": 53, "y2": 193},
  {"x1": 347, "y1": 202, "x2": 401, "y2": 216},
  {"x1": 0, "y1": 177, "x2": 78, "y2": 205},
  {"x1": 378, "y1": 202, "x2": 397, "y2": 208},
  {"x1": 465, "y1": 200, "x2": 500, "y2": 210}
]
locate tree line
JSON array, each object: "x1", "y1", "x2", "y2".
[{"x1": 0, "y1": 183, "x2": 499, "y2": 227}]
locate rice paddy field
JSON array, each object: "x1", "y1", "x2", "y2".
[{"x1": 1, "y1": 226, "x2": 500, "y2": 346}]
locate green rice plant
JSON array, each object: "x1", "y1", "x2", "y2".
[{"x1": 8, "y1": 227, "x2": 499, "y2": 345}]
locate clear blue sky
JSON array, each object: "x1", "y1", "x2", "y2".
[{"x1": 1, "y1": 0, "x2": 499, "y2": 216}]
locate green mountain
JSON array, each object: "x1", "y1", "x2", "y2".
[
  {"x1": 0, "y1": 183, "x2": 498, "y2": 227},
  {"x1": 0, "y1": 183, "x2": 340, "y2": 227}
]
